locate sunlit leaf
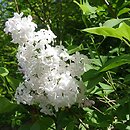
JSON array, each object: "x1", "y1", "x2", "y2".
[
  {"x1": 117, "y1": 8, "x2": 130, "y2": 17},
  {"x1": 74, "y1": 0, "x2": 97, "y2": 15},
  {"x1": 0, "y1": 67, "x2": 9, "y2": 77},
  {"x1": 103, "y1": 18, "x2": 130, "y2": 27},
  {"x1": 83, "y1": 27, "x2": 122, "y2": 39},
  {"x1": 117, "y1": 22, "x2": 130, "y2": 41},
  {"x1": 99, "y1": 82, "x2": 114, "y2": 96},
  {"x1": 83, "y1": 22, "x2": 130, "y2": 46}
]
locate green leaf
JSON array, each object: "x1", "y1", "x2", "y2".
[
  {"x1": 116, "y1": 0, "x2": 125, "y2": 8},
  {"x1": 117, "y1": 22, "x2": 130, "y2": 41},
  {"x1": 83, "y1": 108, "x2": 99, "y2": 125},
  {"x1": 67, "y1": 44, "x2": 84, "y2": 54},
  {"x1": 6, "y1": 76, "x2": 21, "y2": 90},
  {"x1": 114, "y1": 122, "x2": 128, "y2": 130},
  {"x1": 82, "y1": 69, "x2": 104, "y2": 90},
  {"x1": 18, "y1": 124, "x2": 31, "y2": 130},
  {"x1": 124, "y1": 74, "x2": 130, "y2": 83},
  {"x1": 32, "y1": 117, "x2": 54, "y2": 130},
  {"x1": 83, "y1": 108, "x2": 110, "y2": 127},
  {"x1": 0, "y1": 67, "x2": 9, "y2": 77},
  {"x1": 0, "y1": 97, "x2": 17, "y2": 113},
  {"x1": 83, "y1": 55, "x2": 130, "y2": 90},
  {"x1": 126, "y1": 126, "x2": 130, "y2": 130},
  {"x1": 103, "y1": 18, "x2": 130, "y2": 28},
  {"x1": 79, "y1": 123, "x2": 87, "y2": 130},
  {"x1": 65, "y1": 122, "x2": 74, "y2": 130},
  {"x1": 99, "y1": 54, "x2": 130, "y2": 72},
  {"x1": 82, "y1": 69, "x2": 99, "y2": 81},
  {"x1": 92, "y1": 56, "x2": 108, "y2": 67},
  {"x1": 56, "y1": 111, "x2": 73, "y2": 130},
  {"x1": 117, "y1": 8, "x2": 130, "y2": 17},
  {"x1": 83, "y1": 27, "x2": 122, "y2": 40},
  {"x1": 83, "y1": 22, "x2": 130, "y2": 46},
  {"x1": 86, "y1": 78, "x2": 103, "y2": 92},
  {"x1": 99, "y1": 82, "x2": 114, "y2": 96},
  {"x1": 74, "y1": 0, "x2": 97, "y2": 15}
]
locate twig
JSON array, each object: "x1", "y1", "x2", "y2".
[
  {"x1": 92, "y1": 106, "x2": 105, "y2": 115},
  {"x1": 104, "y1": 96, "x2": 116, "y2": 105},
  {"x1": 79, "y1": 118, "x2": 89, "y2": 130},
  {"x1": 14, "y1": 0, "x2": 19, "y2": 13},
  {"x1": 102, "y1": 0, "x2": 116, "y2": 18}
]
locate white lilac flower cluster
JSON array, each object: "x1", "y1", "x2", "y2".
[{"x1": 4, "y1": 12, "x2": 89, "y2": 115}]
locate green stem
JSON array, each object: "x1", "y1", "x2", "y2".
[
  {"x1": 14, "y1": 0, "x2": 20, "y2": 13},
  {"x1": 90, "y1": 36, "x2": 103, "y2": 66},
  {"x1": 123, "y1": 38, "x2": 130, "y2": 47},
  {"x1": 106, "y1": 71, "x2": 116, "y2": 90},
  {"x1": 82, "y1": 15, "x2": 88, "y2": 27}
]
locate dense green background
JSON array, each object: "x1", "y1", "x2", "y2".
[{"x1": 0, "y1": 0, "x2": 130, "y2": 129}]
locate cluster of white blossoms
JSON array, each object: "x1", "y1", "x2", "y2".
[{"x1": 4, "y1": 12, "x2": 89, "y2": 115}]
